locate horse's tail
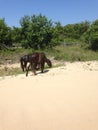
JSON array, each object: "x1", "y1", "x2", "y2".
[{"x1": 20, "y1": 57, "x2": 25, "y2": 72}]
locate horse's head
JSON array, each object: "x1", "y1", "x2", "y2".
[{"x1": 46, "y1": 58, "x2": 52, "y2": 68}]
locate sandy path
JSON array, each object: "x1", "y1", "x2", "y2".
[{"x1": 0, "y1": 62, "x2": 98, "y2": 130}]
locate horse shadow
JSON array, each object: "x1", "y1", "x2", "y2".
[{"x1": 36, "y1": 69, "x2": 49, "y2": 75}]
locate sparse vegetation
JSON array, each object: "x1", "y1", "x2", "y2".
[
  {"x1": 0, "y1": 45, "x2": 98, "y2": 76},
  {"x1": 0, "y1": 67, "x2": 22, "y2": 77}
]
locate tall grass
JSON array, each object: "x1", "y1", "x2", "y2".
[
  {"x1": 0, "y1": 48, "x2": 33, "y2": 64},
  {"x1": 46, "y1": 45, "x2": 98, "y2": 62},
  {"x1": 0, "y1": 45, "x2": 98, "y2": 64}
]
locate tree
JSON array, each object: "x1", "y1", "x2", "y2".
[
  {"x1": 28, "y1": 14, "x2": 53, "y2": 49},
  {"x1": 20, "y1": 14, "x2": 61, "y2": 49},
  {"x1": 20, "y1": 15, "x2": 31, "y2": 48},
  {"x1": 82, "y1": 19, "x2": 98, "y2": 50},
  {"x1": 53, "y1": 22, "x2": 64, "y2": 42},
  {"x1": 64, "y1": 21, "x2": 90, "y2": 40},
  {"x1": 11, "y1": 27, "x2": 22, "y2": 47},
  {"x1": 0, "y1": 18, "x2": 12, "y2": 48}
]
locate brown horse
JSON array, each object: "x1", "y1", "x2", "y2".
[
  {"x1": 20, "y1": 52, "x2": 52, "y2": 76},
  {"x1": 20, "y1": 53, "x2": 39, "y2": 72}
]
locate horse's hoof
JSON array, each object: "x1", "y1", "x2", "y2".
[{"x1": 26, "y1": 73, "x2": 28, "y2": 77}]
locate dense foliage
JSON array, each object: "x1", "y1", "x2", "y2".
[
  {"x1": 20, "y1": 14, "x2": 58, "y2": 49},
  {"x1": 81, "y1": 20, "x2": 98, "y2": 50},
  {"x1": 0, "y1": 19, "x2": 12, "y2": 48},
  {"x1": 0, "y1": 14, "x2": 98, "y2": 50}
]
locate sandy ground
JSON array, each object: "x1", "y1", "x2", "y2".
[{"x1": 0, "y1": 61, "x2": 98, "y2": 130}]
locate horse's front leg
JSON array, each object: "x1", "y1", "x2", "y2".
[
  {"x1": 31, "y1": 62, "x2": 36, "y2": 75},
  {"x1": 24, "y1": 62, "x2": 27, "y2": 71},
  {"x1": 26, "y1": 64, "x2": 30, "y2": 76},
  {"x1": 40, "y1": 62, "x2": 45, "y2": 73}
]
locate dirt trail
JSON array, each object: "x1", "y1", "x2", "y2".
[{"x1": 0, "y1": 61, "x2": 98, "y2": 130}]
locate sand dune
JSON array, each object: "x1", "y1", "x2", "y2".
[{"x1": 0, "y1": 61, "x2": 98, "y2": 130}]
